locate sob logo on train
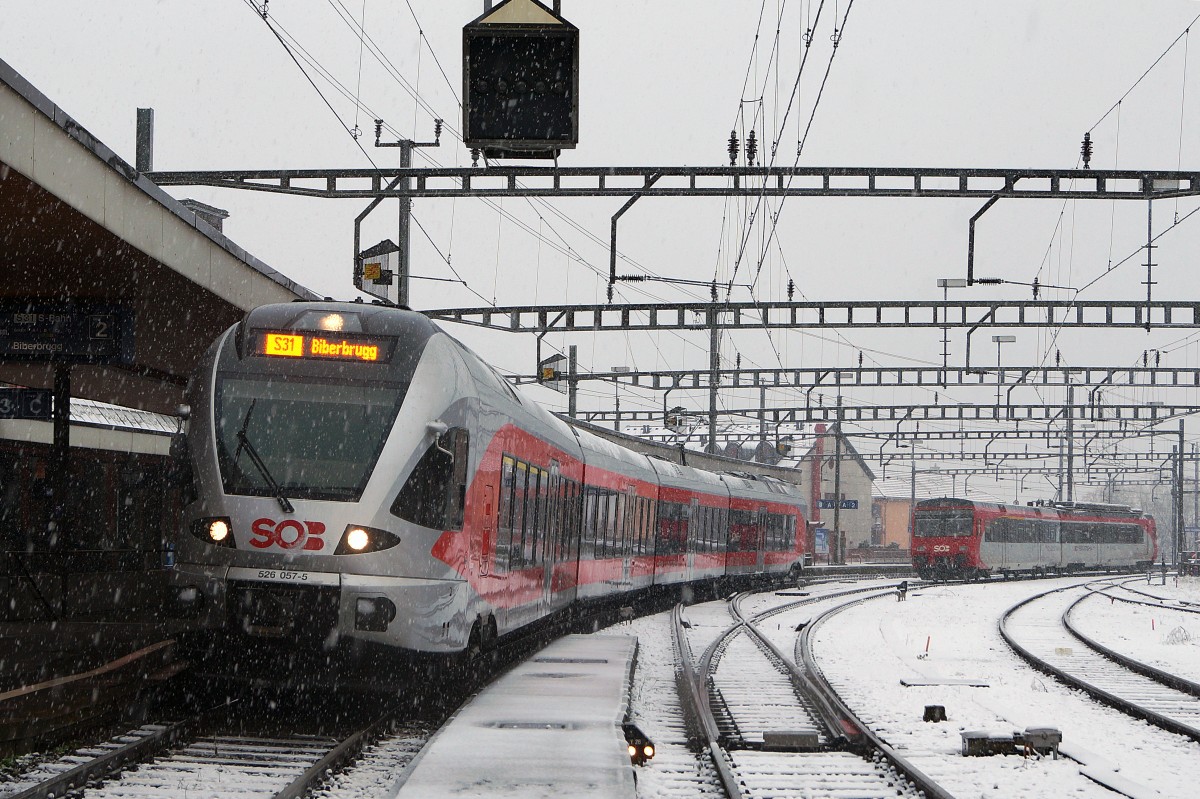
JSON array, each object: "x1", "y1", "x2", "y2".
[
  {"x1": 250, "y1": 518, "x2": 326, "y2": 551},
  {"x1": 932, "y1": 544, "x2": 951, "y2": 553}
]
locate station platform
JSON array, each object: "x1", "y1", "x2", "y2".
[
  {"x1": 394, "y1": 634, "x2": 639, "y2": 799},
  {"x1": 0, "y1": 568, "x2": 187, "y2": 754}
]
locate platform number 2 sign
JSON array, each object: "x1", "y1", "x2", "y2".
[{"x1": 88, "y1": 314, "x2": 113, "y2": 340}]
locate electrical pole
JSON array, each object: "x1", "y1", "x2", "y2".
[
  {"x1": 370, "y1": 119, "x2": 441, "y2": 306},
  {"x1": 707, "y1": 306, "x2": 719, "y2": 454},
  {"x1": 568, "y1": 345, "x2": 577, "y2": 417},
  {"x1": 831, "y1": 395, "x2": 844, "y2": 565},
  {"x1": 1065, "y1": 383, "x2": 1075, "y2": 502},
  {"x1": 397, "y1": 141, "x2": 412, "y2": 307},
  {"x1": 1178, "y1": 421, "x2": 1186, "y2": 566}
]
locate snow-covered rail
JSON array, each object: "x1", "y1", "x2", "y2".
[
  {"x1": 1001, "y1": 583, "x2": 1200, "y2": 742},
  {"x1": 671, "y1": 583, "x2": 948, "y2": 799},
  {"x1": 0, "y1": 707, "x2": 410, "y2": 799}
]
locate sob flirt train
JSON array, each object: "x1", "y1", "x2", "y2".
[
  {"x1": 910, "y1": 497, "x2": 1157, "y2": 580},
  {"x1": 168, "y1": 301, "x2": 809, "y2": 670}
]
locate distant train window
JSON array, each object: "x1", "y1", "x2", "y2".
[
  {"x1": 913, "y1": 509, "x2": 974, "y2": 538},
  {"x1": 658, "y1": 502, "x2": 687, "y2": 555},
  {"x1": 391, "y1": 428, "x2": 469, "y2": 531}
]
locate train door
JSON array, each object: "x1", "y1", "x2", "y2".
[
  {"x1": 757, "y1": 506, "x2": 768, "y2": 570},
  {"x1": 480, "y1": 482, "x2": 494, "y2": 576},
  {"x1": 542, "y1": 463, "x2": 560, "y2": 609},
  {"x1": 687, "y1": 498, "x2": 700, "y2": 576}
]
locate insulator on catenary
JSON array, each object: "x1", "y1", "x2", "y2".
[
  {"x1": 1081, "y1": 132, "x2": 1093, "y2": 169},
  {"x1": 787, "y1": 279, "x2": 795, "y2": 301},
  {"x1": 728, "y1": 130, "x2": 739, "y2": 166},
  {"x1": 746, "y1": 130, "x2": 758, "y2": 165},
  {"x1": 711, "y1": 281, "x2": 718, "y2": 302},
  {"x1": 374, "y1": 119, "x2": 383, "y2": 144},
  {"x1": 1031, "y1": 276, "x2": 1040, "y2": 299}
]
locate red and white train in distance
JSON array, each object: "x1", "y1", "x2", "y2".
[
  {"x1": 168, "y1": 301, "x2": 809, "y2": 674},
  {"x1": 910, "y1": 497, "x2": 1157, "y2": 580}
]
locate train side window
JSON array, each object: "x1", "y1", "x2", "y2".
[
  {"x1": 581, "y1": 486, "x2": 595, "y2": 560},
  {"x1": 496, "y1": 455, "x2": 516, "y2": 569},
  {"x1": 596, "y1": 489, "x2": 609, "y2": 558},
  {"x1": 391, "y1": 428, "x2": 469, "y2": 532},
  {"x1": 532, "y1": 468, "x2": 543, "y2": 564},
  {"x1": 576, "y1": 482, "x2": 585, "y2": 557}
]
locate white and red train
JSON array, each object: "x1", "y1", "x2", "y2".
[
  {"x1": 168, "y1": 301, "x2": 809, "y2": 666},
  {"x1": 910, "y1": 497, "x2": 1157, "y2": 580}
]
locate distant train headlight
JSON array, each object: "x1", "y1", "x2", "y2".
[
  {"x1": 334, "y1": 525, "x2": 401, "y2": 555},
  {"x1": 190, "y1": 517, "x2": 235, "y2": 548}
]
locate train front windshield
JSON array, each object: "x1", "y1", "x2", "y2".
[
  {"x1": 913, "y1": 509, "x2": 974, "y2": 537},
  {"x1": 215, "y1": 376, "x2": 404, "y2": 502}
]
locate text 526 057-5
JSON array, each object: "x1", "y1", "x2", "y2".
[{"x1": 257, "y1": 570, "x2": 309, "y2": 581}]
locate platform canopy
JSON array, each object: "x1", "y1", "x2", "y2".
[{"x1": 0, "y1": 57, "x2": 318, "y2": 415}]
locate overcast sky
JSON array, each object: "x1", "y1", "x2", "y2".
[{"x1": 5, "y1": 1, "x2": 1200, "y2": 503}]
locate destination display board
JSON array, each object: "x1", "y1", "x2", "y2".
[
  {"x1": 0, "y1": 303, "x2": 135, "y2": 364},
  {"x1": 253, "y1": 330, "x2": 396, "y2": 364},
  {"x1": 0, "y1": 388, "x2": 52, "y2": 420}
]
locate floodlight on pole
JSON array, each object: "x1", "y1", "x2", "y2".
[
  {"x1": 611, "y1": 366, "x2": 629, "y2": 432},
  {"x1": 991, "y1": 335, "x2": 1016, "y2": 409}
]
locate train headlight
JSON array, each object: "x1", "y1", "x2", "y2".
[
  {"x1": 208, "y1": 520, "x2": 229, "y2": 542},
  {"x1": 190, "y1": 517, "x2": 235, "y2": 548},
  {"x1": 334, "y1": 525, "x2": 401, "y2": 555}
]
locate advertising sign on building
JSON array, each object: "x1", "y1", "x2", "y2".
[{"x1": 814, "y1": 527, "x2": 829, "y2": 554}]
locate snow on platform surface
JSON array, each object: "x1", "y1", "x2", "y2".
[{"x1": 393, "y1": 634, "x2": 638, "y2": 799}]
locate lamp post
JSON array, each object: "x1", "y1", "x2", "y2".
[
  {"x1": 937, "y1": 279, "x2": 968, "y2": 381},
  {"x1": 991, "y1": 335, "x2": 1016, "y2": 411}
]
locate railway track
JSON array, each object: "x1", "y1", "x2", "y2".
[
  {"x1": 671, "y1": 583, "x2": 953, "y2": 799},
  {"x1": 1000, "y1": 580, "x2": 1200, "y2": 742},
  {"x1": 0, "y1": 702, "x2": 422, "y2": 799}
]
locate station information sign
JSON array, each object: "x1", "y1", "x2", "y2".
[
  {"x1": 817, "y1": 498, "x2": 859, "y2": 510},
  {"x1": 0, "y1": 303, "x2": 134, "y2": 364},
  {"x1": 0, "y1": 388, "x2": 52, "y2": 420},
  {"x1": 254, "y1": 331, "x2": 395, "y2": 364}
]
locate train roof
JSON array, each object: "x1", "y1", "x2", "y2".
[{"x1": 915, "y1": 496, "x2": 1150, "y2": 519}]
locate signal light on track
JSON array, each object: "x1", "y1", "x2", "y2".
[{"x1": 622, "y1": 722, "x2": 655, "y2": 765}]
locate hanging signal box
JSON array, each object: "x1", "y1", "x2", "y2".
[{"x1": 463, "y1": 0, "x2": 578, "y2": 160}]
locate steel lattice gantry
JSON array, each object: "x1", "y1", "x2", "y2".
[
  {"x1": 426, "y1": 299, "x2": 1200, "y2": 334},
  {"x1": 576, "y1": 402, "x2": 1200, "y2": 425},
  {"x1": 510, "y1": 365, "x2": 1200, "y2": 391},
  {"x1": 145, "y1": 165, "x2": 1200, "y2": 200},
  {"x1": 633, "y1": 428, "x2": 1169, "y2": 446}
]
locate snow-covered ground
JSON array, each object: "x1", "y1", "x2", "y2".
[
  {"x1": 811, "y1": 576, "x2": 1200, "y2": 798},
  {"x1": 1071, "y1": 578, "x2": 1200, "y2": 684},
  {"x1": 319, "y1": 575, "x2": 1200, "y2": 798}
]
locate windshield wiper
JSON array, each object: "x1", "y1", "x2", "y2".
[{"x1": 233, "y1": 400, "x2": 295, "y2": 514}]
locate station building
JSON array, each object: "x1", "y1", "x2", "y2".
[{"x1": 0, "y1": 57, "x2": 316, "y2": 621}]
